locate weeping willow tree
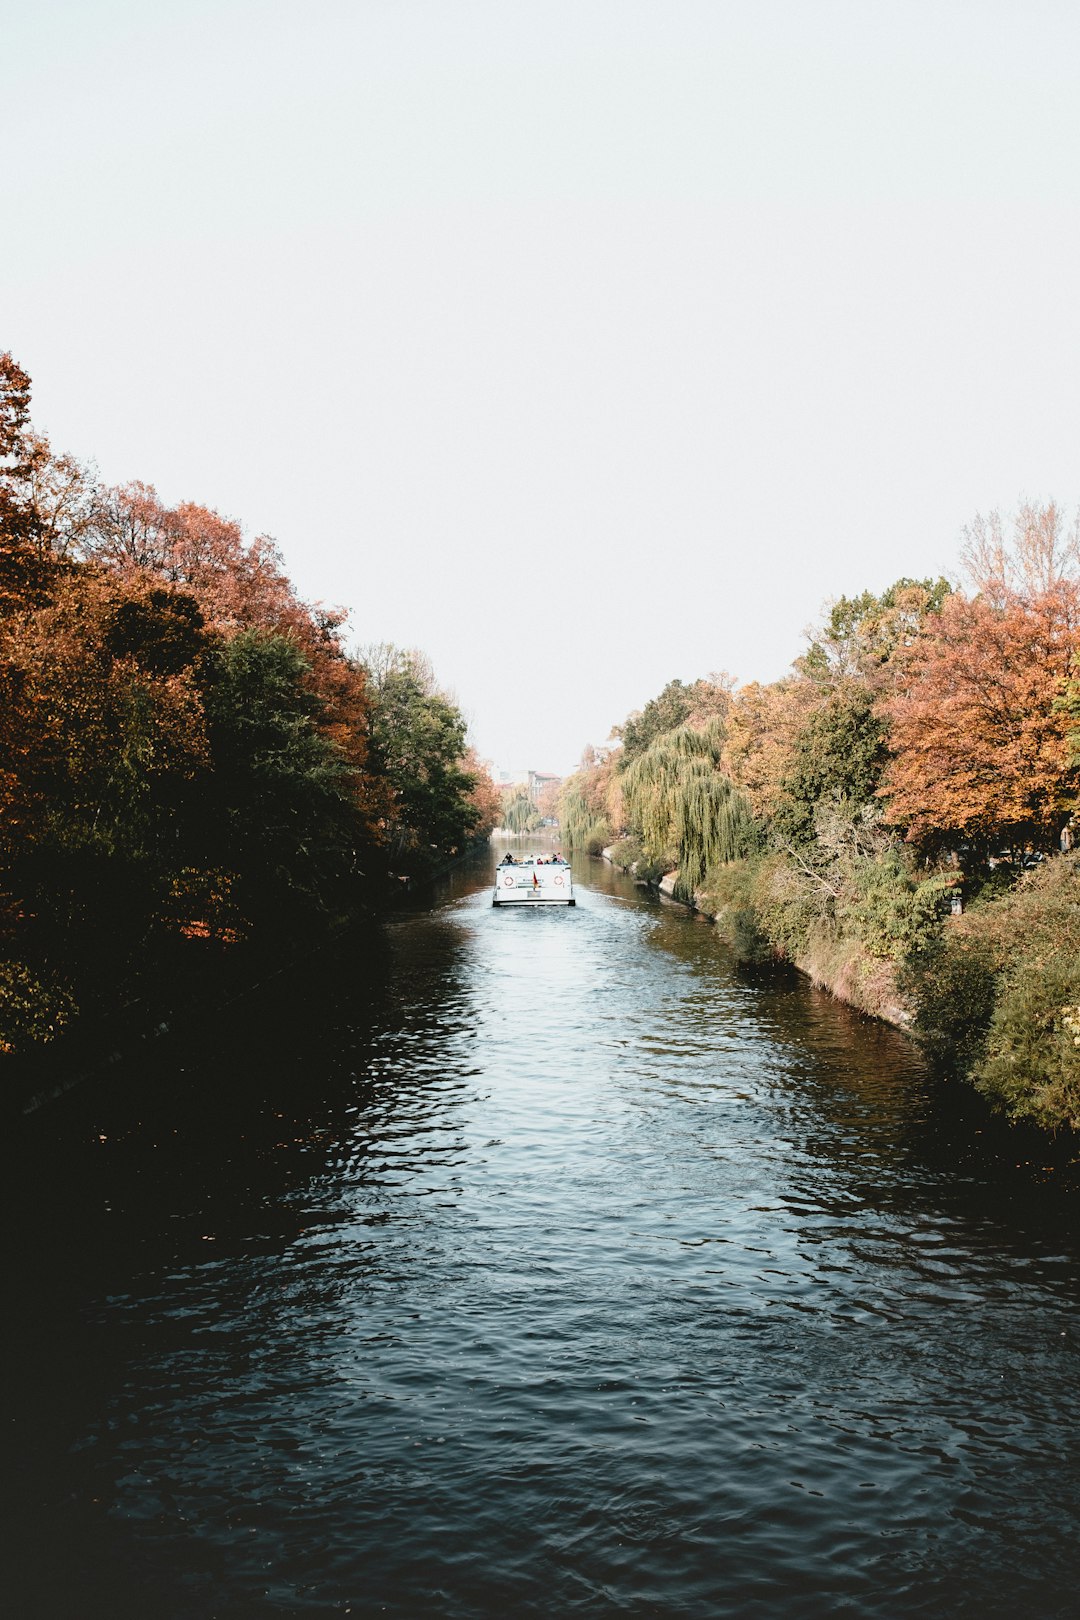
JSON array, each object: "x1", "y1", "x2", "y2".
[
  {"x1": 622, "y1": 723, "x2": 758, "y2": 899},
  {"x1": 503, "y1": 791, "x2": 538, "y2": 833},
  {"x1": 559, "y1": 775, "x2": 611, "y2": 854}
]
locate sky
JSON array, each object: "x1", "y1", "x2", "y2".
[{"x1": 4, "y1": 1, "x2": 1080, "y2": 776}]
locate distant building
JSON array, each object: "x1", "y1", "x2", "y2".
[{"x1": 528, "y1": 770, "x2": 562, "y2": 806}]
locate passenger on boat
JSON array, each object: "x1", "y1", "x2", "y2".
[{"x1": 500, "y1": 853, "x2": 516, "y2": 865}]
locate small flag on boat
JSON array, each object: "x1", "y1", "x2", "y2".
[{"x1": 532, "y1": 871, "x2": 539, "y2": 887}]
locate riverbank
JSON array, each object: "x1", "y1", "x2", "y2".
[
  {"x1": 601, "y1": 844, "x2": 1080, "y2": 1134},
  {"x1": 3, "y1": 844, "x2": 501, "y2": 1120},
  {"x1": 605, "y1": 847, "x2": 911, "y2": 1028},
  {"x1": 3, "y1": 918, "x2": 368, "y2": 1121}
]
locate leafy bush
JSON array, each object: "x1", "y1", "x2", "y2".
[
  {"x1": 900, "y1": 933, "x2": 999, "y2": 1076},
  {"x1": 901, "y1": 854, "x2": 1080, "y2": 1129},
  {"x1": 698, "y1": 856, "x2": 770, "y2": 958},
  {"x1": 976, "y1": 961, "x2": 1080, "y2": 1130},
  {"x1": 967, "y1": 857, "x2": 1080, "y2": 1128},
  {"x1": 584, "y1": 822, "x2": 612, "y2": 856},
  {"x1": 750, "y1": 852, "x2": 826, "y2": 959},
  {"x1": 843, "y1": 849, "x2": 952, "y2": 961},
  {"x1": 0, "y1": 959, "x2": 77, "y2": 1056},
  {"x1": 608, "y1": 836, "x2": 642, "y2": 870}
]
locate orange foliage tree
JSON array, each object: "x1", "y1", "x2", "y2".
[
  {"x1": 723, "y1": 679, "x2": 816, "y2": 823},
  {"x1": 7, "y1": 567, "x2": 210, "y2": 848},
  {"x1": 463, "y1": 750, "x2": 502, "y2": 838},
  {"x1": 881, "y1": 530, "x2": 1080, "y2": 854},
  {"x1": 71, "y1": 480, "x2": 383, "y2": 841}
]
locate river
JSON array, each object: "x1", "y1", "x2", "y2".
[{"x1": 3, "y1": 847, "x2": 1080, "y2": 1618}]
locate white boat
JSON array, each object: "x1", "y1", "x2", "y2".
[{"x1": 492, "y1": 855, "x2": 575, "y2": 906}]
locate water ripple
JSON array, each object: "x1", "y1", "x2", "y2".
[{"x1": 5, "y1": 852, "x2": 1080, "y2": 1617}]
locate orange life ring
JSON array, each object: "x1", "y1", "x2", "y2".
[
  {"x1": 554, "y1": 874, "x2": 564, "y2": 886},
  {"x1": 502, "y1": 875, "x2": 514, "y2": 886}
]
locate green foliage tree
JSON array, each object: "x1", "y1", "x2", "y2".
[
  {"x1": 798, "y1": 577, "x2": 952, "y2": 685},
  {"x1": 618, "y1": 680, "x2": 695, "y2": 761},
  {"x1": 558, "y1": 776, "x2": 612, "y2": 854},
  {"x1": 773, "y1": 681, "x2": 888, "y2": 847},
  {"x1": 622, "y1": 723, "x2": 758, "y2": 900},
  {"x1": 362, "y1": 646, "x2": 481, "y2": 870},
  {"x1": 0, "y1": 351, "x2": 51, "y2": 614},
  {"x1": 502, "y1": 791, "x2": 538, "y2": 834},
  {"x1": 199, "y1": 630, "x2": 364, "y2": 926},
  {"x1": 618, "y1": 676, "x2": 732, "y2": 764}
]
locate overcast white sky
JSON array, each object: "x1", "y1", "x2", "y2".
[{"x1": 4, "y1": 1, "x2": 1080, "y2": 774}]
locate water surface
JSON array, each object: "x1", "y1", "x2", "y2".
[{"x1": 4, "y1": 850, "x2": 1080, "y2": 1617}]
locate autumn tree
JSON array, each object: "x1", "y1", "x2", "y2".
[
  {"x1": 76, "y1": 481, "x2": 382, "y2": 836},
  {"x1": 0, "y1": 565, "x2": 214, "y2": 1028},
  {"x1": 960, "y1": 500, "x2": 1080, "y2": 604},
  {"x1": 882, "y1": 586, "x2": 1080, "y2": 854},
  {"x1": 81, "y1": 484, "x2": 318, "y2": 644},
  {"x1": 719, "y1": 580, "x2": 954, "y2": 848},
  {"x1": 0, "y1": 351, "x2": 500, "y2": 1064},
  {"x1": 882, "y1": 506, "x2": 1080, "y2": 855},
  {"x1": 463, "y1": 751, "x2": 501, "y2": 838},
  {"x1": 22, "y1": 432, "x2": 103, "y2": 561},
  {"x1": 722, "y1": 679, "x2": 812, "y2": 823},
  {"x1": 534, "y1": 776, "x2": 562, "y2": 821}
]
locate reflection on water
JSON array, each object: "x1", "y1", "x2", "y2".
[{"x1": 3, "y1": 848, "x2": 1080, "y2": 1618}]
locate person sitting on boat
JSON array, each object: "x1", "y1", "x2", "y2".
[{"x1": 500, "y1": 852, "x2": 515, "y2": 865}]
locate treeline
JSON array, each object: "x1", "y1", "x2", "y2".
[
  {"x1": 561, "y1": 510, "x2": 1080, "y2": 1132},
  {"x1": 0, "y1": 353, "x2": 499, "y2": 1063}
]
